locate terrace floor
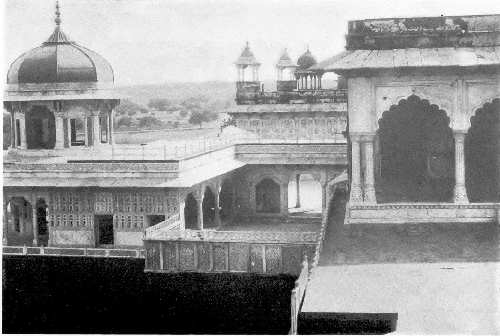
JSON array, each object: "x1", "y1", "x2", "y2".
[{"x1": 301, "y1": 196, "x2": 500, "y2": 334}]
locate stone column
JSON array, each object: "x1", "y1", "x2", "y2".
[
  {"x1": 108, "y1": 111, "x2": 114, "y2": 145},
  {"x1": 32, "y1": 203, "x2": 38, "y2": 246},
  {"x1": 321, "y1": 182, "x2": 327, "y2": 213},
  {"x1": 91, "y1": 114, "x2": 100, "y2": 146},
  {"x1": 350, "y1": 134, "x2": 363, "y2": 203},
  {"x1": 197, "y1": 194, "x2": 204, "y2": 230},
  {"x1": 362, "y1": 134, "x2": 377, "y2": 204},
  {"x1": 179, "y1": 198, "x2": 186, "y2": 231},
  {"x1": 453, "y1": 131, "x2": 469, "y2": 203},
  {"x1": 54, "y1": 114, "x2": 65, "y2": 149},
  {"x1": 10, "y1": 112, "x2": 15, "y2": 148},
  {"x1": 3, "y1": 197, "x2": 8, "y2": 245},
  {"x1": 19, "y1": 117, "x2": 27, "y2": 149},
  {"x1": 281, "y1": 182, "x2": 288, "y2": 215},
  {"x1": 65, "y1": 118, "x2": 72, "y2": 148},
  {"x1": 295, "y1": 174, "x2": 301, "y2": 208},
  {"x1": 214, "y1": 185, "x2": 221, "y2": 227},
  {"x1": 84, "y1": 116, "x2": 89, "y2": 146}
]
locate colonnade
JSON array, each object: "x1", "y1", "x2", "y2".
[
  {"x1": 9, "y1": 108, "x2": 114, "y2": 150},
  {"x1": 296, "y1": 73, "x2": 322, "y2": 90},
  {"x1": 349, "y1": 131, "x2": 470, "y2": 204}
]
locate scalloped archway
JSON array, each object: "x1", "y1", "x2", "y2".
[
  {"x1": 202, "y1": 186, "x2": 217, "y2": 228},
  {"x1": 376, "y1": 95, "x2": 454, "y2": 202},
  {"x1": 184, "y1": 193, "x2": 198, "y2": 229},
  {"x1": 465, "y1": 98, "x2": 500, "y2": 202}
]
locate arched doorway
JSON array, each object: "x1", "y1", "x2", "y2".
[
  {"x1": 202, "y1": 187, "x2": 217, "y2": 228},
  {"x1": 25, "y1": 106, "x2": 56, "y2": 149},
  {"x1": 256, "y1": 178, "x2": 281, "y2": 213},
  {"x1": 6, "y1": 197, "x2": 33, "y2": 245},
  {"x1": 184, "y1": 193, "x2": 198, "y2": 229},
  {"x1": 36, "y1": 199, "x2": 49, "y2": 246},
  {"x1": 377, "y1": 95, "x2": 454, "y2": 202},
  {"x1": 219, "y1": 180, "x2": 233, "y2": 223},
  {"x1": 288, "y1": 174, "x2": 322, "y2": 214},
  {"x1": 466, "y1": 99, "x2": 500, "y2": 202}
]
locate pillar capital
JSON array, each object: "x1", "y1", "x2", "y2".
[{"x1": 350, "y1": 132, "x2": 376, "y2": 142}]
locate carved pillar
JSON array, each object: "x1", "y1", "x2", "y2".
[
  {"x1": 91, "y1": 114, "x2": 100, "y2": 146},
  {"x1": 197, "y1": 188, "x2": 204, "y2": 230},
  {"x1": 3, "y1": 197, "x2": 8, "y2": 245},
  {"x1": 295, "y1": 174, "x2": 301, "y2": 208},
  {"x1": 350, "y1": 134, "x2": 363, "y2": 203},
  {"x1": 108, "y1": 110, "x2": 114, "y2": 145},
  {"x1": 281, "y1": 181, "x2": 288, "y2": 215},
  {"x1": 32, "y1": 202, "x2": 38, "y2": 246},
  {"x1": 321, "y1": 182, "x2": 327, "y2": 214},
  {"x1": 179, "y1": 197, "x2": 186, "y2": 231},
  {"x1": 10, "y1": 112, "x2": 15, "y2": 148},
  {"x1": 362, "y1": 134, "x2": 377, "y2": 204},
  {"x1": 214, "y1": 184, "x2": 221, "y2": 227},
  {"x1": 19, "y1": 117, "x2": 27, "y2": 149},
  {"x1": 84, "y1": 116, "x2": 89, "y2": 146},
  {"x1": 453, "y1": 131, "x2": 469, "y2": 203},
  {"x1": 65, "y1": 118, "x2": 72, "y2": 148},
  {"x1": 54, "y1": 114, "x2": 65, "y2": 149}
]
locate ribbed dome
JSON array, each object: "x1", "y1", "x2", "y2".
[
  {"x1": 7, "y1": 9, "x2": 114, "y2": 85},
  {"x1": 235, "y1": 42, "x2": 260, "y2": 66},
  {"x1": 276, "y1": 49, "x2": 296, "y2": 68},
  {"x1": 297, "y1": 49, "x2": 317, "y2": 70}
]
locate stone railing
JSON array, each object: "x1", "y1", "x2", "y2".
[
  {"x1": 237, "y1": 89, "x2": 347, "y2": 105},
  {"x1": 2, "y1": 245, "x2": 144, "y2": 258},
  {"x1": 144, "y1": 214, "x2": 181, "y2": 239},
  {"x1": 144, "y1": 238, "x2": 316, "y2": 275},
  {"x1": 348, "y1": 202, "x2": 500, "y2": 224},
  {"x1": 109, "y1": 138, "x2": 234, "y2": 160},
  {"x1": 149, "y1": 229, "x2": 318, "y2": 244},
  {"x1": 290, "y1": 256, "x2": 309, "y2": 335}
]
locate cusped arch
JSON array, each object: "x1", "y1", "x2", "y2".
[
  {"x1": 377, "y1": 87, "x2": 455, "y2": 128},
  {"x1": 378, "y1": 94, "x2": 451, "y2": 130}
]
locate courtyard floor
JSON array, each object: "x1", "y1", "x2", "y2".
[{"x1": 302, "y1": 261, "x2": 500, "y2": 334}]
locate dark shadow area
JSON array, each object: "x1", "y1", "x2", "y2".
[
  {"x1": 202, "y1": 187, "x2": 217, "y2": 228},
  {"x1": 298, "y1": 312, "x2": 397, "y2": 335},
  {"x1": 26, "y1": 105, "x2": 55, "y2": 149},
  {"x1": 2, "y1": 256, "x2": 295, "y2": 334},
  {"x1": 184, "y1": 193, "x2": 198, "y2": 229},
  {"x1": 377, "y1": 95, "x2": 454, "y2": 202},
  {"x1": 256, "y1": 178, "x2": 280, "y2": 213},
  {"x1": 465, "y1": 98, "x2": 500, "y2": 202}
]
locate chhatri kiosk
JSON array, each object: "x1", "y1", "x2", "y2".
[{"x1": 312, "y1": 15, "x2": 500, "y2": 224}]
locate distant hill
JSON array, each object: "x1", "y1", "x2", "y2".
[
  {"x1": 115, "y1": 79, "x2": 338, "y2": 107},
  {"x1": 115, "y1": 81, "x2": 239, "y2": 107}
]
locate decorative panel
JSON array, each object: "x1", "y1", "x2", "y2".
[
  {"x1": 145, "y1": 242, "x2": 161, "y2": 270},
  {"x1": 265, "y1": 245, "x2": 282, "y2": 274},
  {"x1": 197, "y1": 243, "x2": 211, "y2": 272},
  {"x1": 282, "y1": 245, "x2": 303, "y2": 275},
  {"x1": 229, "y1": 243, "x2": 249, "y2": 272},
  {"x1": 213, "y1": 243, "x2": 228, "y2": 271},
  {"x1": 249, "y1": 245, "x2": 264, "y2": 273},
  {"x1": 94, "y1": 192, "x2": 113, "y2": 214},
  {"x1": 179, "y1": 243, "x2": 196, "y2": 271},
  {"x1": 162, "y1": 242, "x2": 177, "y2": 271}
]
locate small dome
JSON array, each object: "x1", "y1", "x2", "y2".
[
  {"x1": 6, "y1": 4, "x2": 113, "y2": 85},
  {"x1": 235, "y1": 42, "x2": 260, "y2": 67},
  {"x1": 297, "y1": 48, "x2": 317, "y2": 70},
  {"x1": 276, "y1": 49, "x2": 296, "y2": 68}
]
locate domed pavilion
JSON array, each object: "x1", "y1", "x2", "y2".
[{"x1": 4, "y1": 1, "x2": 120, "y2": 150}]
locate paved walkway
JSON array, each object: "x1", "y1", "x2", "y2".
[
  {"x1": 305, "y1": 195, "x2": 500, "y2": 334},
  {"x1": 302, "y1": 262, "x2": 500, "y2": 334}
]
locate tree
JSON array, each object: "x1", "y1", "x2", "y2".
[
  {"x1": 116, "y1": 116, "x2": 134, "y2": 129},
  {"x1": 188, "y1": 109, "x2": 218, "y2": 128},
  {"x1": 137, "y1": 116, "x2": 163, "y2": 129},
  {"x1": 115, "y1": 99, "x2": 148, "y2": 117},
  {"x1": 188, "y1": 111, "x2": 208, "y2": 128},
  {"x1": 148, "y1": 98, "x2": 172, "y2": 111}
]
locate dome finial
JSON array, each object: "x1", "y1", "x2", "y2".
[{"x1": 55, "y1": 0, "x2": 61, "y2": 27}]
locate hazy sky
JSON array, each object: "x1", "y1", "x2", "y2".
[{"x1": 3, "y1": 0, "x2": 500, "y2": 85}]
